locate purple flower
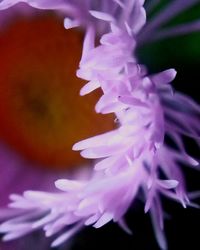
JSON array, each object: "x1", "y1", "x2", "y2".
[{"x1": 0, "y1": 1, "x2": 199, "y2": 250}]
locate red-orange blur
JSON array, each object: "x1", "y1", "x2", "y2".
[{"x1": 0, "y1": 14, "x2": 114, "y2": 169}]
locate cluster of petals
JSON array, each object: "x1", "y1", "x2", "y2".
[{"x1": 0, "y1": 1, "x2": 199, "y2": 250}]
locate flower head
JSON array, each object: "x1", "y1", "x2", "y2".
[{"x1": 0, "y1": 1, "x2": 199, "y2": 250}]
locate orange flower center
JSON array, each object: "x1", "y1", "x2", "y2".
[{"x1": 0, "y1": 13, "x2": 114, "y2": 169}]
